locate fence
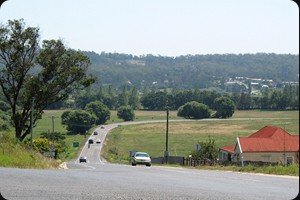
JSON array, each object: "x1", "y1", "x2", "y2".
[
  {"x1": 184, "y1": 158, "x2": 217, "y2": 166},
  {"x1": 151, "y1": 156, "x2": 185, "y2": 165},
  {"x1": 151, "y1": 156, "x2": 280, "y2": 167}
]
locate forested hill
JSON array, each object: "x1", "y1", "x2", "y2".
[{"x1": 83, "y1": 52, "x2": 299, "y2": 89}]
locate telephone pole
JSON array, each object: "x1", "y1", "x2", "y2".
[
  {"x1": 30, "y1": 97, "x2": 35, "y2": 150},
  {"x1": 164, "y1": 107, "x2": 169, "y2": 164},
  {"x1": 52, "y1": 115, "x2": 55, "y2": 143}
]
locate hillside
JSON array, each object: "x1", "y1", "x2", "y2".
[
  {"x1": 83, "y1": 52, "x2": 299, "y2": 90},
  {"x1": 0, "y1": 132, "x2": 60, "y2": 169}
]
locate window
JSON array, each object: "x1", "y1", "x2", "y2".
[{"x1": 286, "y1": 156, "x2": 294, "y2": 165}]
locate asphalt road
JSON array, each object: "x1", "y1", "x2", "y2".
[{"x1": 0, "y1": 121, "x2": 299, "y2": 200}]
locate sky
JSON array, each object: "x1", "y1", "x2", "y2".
[{"x1": 0, "y1": 0, "x2": 299, "y2": 57}]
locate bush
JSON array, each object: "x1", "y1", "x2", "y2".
[
  {"x1": 30, "y1": 138, "x2": 50, "y2": 153},
  {"x1": 61, "y1": 110, "x2": 96, "y2": 134},
  {"x1": 0, "y1": 110, "x2": 10, "y2": 131},
  {"x1": 117, "y1": 106, "x2": 135, "y2": 121},
  {"x1": 191, "y1": 136, "x2": 218, "y2": 160},
  {"x1": 213, "y1": 96, "x2": 235, "y2": 118},
  {"x1": 177, "y1": 101, "x2": 211, "y2": 119},
  {"x1": 85, "y1": 101, "x2": 110, "y2": 124}
]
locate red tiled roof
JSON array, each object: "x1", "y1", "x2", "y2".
[
  {"x1": 219, "y1": 144, "x2": 235, "y2": 153},
  {"x1": 238, "y1": 126, "x2": 299, "y2": 152}
]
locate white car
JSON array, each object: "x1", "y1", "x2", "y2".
[{"x1": 131, "y1": 152, "x2": 151, "y2": 167}]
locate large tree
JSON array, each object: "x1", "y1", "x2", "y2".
[
  {"x1": 85, "y1": 100, "x2": 110, "y2": 125},
  {"x1": 0, "y1": 19, "x2": 95, "y2": 141},
  {"x1": 117, "y1": 106, "x2": 135, "y2": 121},
  {"x1": 213, "y1": 96, "x2": 235, "y2": 118},
  {"x1": 177, "y1": 101, "x2": 211, "y2": 119},
  {"x1": 61, "y1": 110, "x2": 96, "y2": 134}
]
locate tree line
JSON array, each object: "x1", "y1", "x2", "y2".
[{"x1": 65, "y1": 84, "x2": 298, "y2": 112}]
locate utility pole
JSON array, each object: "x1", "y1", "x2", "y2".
[
  {"x1": 283, "y1": 124, "x2": 286, "y2": 167},
  {"x1": 30, "y1": 97, "x2": 35, "y2": 151},
  {"x1": 165, "y1": 107, "x2": 169, "y2": 164},
  {"x1": 52, "y1": 116, "x2": 54, "y2": 143}
]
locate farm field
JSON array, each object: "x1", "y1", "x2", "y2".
[{"x1": 100, "y1": 110, "x2": 299, "y2": 163}]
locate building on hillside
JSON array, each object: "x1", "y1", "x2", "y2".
[{"x1": 219, "y1": 126, "x2": 299, "y2": 166}]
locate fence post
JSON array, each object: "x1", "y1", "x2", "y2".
[{"x1": 189, "y1": 155, "x2": 192, "y2": 166}]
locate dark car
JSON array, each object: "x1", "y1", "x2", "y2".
[
  {"x1": 79, "y1": 156, "x2": 87, "y2": 163},
  {"x1": 93, "y1": 131, "x2": 98, "y2": 135},
  {"x1": 88, "y1": 139, "x2": 94, "y2": 144}
]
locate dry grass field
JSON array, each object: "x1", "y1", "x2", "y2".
[{"x1": 102, "y1": 110, "x2": 299, "y2": 163}]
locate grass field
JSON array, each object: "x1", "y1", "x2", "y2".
[
  {"x1": 1, "y1": 109, "x2": 298, "y2": 174},
  {"x1": 102, "y1": 110, "x2": 299, "y2": 162},
  {"x1": 101, "y1": 110, "x2": 299, "y2": 176},
  {"x1": 107, "y1": 110, "x2": 182, "y2": 123}
]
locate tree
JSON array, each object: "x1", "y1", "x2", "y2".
[
  {"x1": 117, "y1": 85, "x2": 129, "y2": 107},
  {"x1": 106, "y1": 84, "x2": 117, "y2": 109},
  {"x1": 128, "y1": 86, "x2": 140, "y2": 109},
  {"x1": 191, "y1": 136, "x2": 218, "y2": 160},
  {"x1": 117, "y1": 106, "x2": 135, "y2": 121},
  {"x1": 141, "y1": 91, "x2": 168, "y2": 110},
  {"x1": 61, "y1": 110, "x2": 96, "y2": 134},
  {"x1": 0, "y1": 19, "x2": 95, "y2": 141},
  {"x1": 213, "y1": 96, "x2": 235, "y2": 118},
  {"x1": 260, "y1": 87, "x2": 270, "y2": 109},
  {"x1": 177, "y1": 101, "x2": 211, "y2": 119},
  {"x1": 85, "y1": 100, "x2": 110, "y2": 125},
  {"x1": 270, "y1": 89, "x2": 285, "y2": 110},
  {"x1": 74, "y1": 89, "x2": 95, "y2": 109}
]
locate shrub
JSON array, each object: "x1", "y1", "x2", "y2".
[
  {"x1": 85, "y1": 101, "x2": 110, "y2": 124},
  {"x1": 191, "y1": 136, "x2": 218, "y2": 160},
  {"x1": 61, "y1": 110, "x2": 96, "y2": 134},
  {"x1": 213, "y1": 96, "x2": 235, "y2": 118},
  {"x1": 177, "y1": 101, "x2": 211, "y2": 119},
  {"x1": 117, "y1": 106, "x2": 135, "y2": 121}
]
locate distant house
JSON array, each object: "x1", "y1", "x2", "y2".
[
  {"x1": 219, "y1": 144, "x2": 234, "y2": 162},
  {"x1": 219, "y1": 126, "x2": 299, "y2": 166}
]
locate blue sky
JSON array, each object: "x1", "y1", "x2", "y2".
[{"x1": 0, "y1": 0, "x2": 299, "y2": 56}]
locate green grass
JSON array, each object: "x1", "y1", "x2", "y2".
[
  {"x1": 34, "y1": 110, "x2": 67, "y2": 134},
  {"x1": 0, "y1": 132, "x2": 60, "y2": 169},
  {"x1": 190, "y1": 163, "x2": 299, "y2": 176},
  {"x1": 107, "y1": 110, "x2": 181, "y2": 123},
  {"x1": 1, "y1": 109, "x2": 299, "y2": 175}
]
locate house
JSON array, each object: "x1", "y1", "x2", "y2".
[
  {"x1": 219, "y1": 144, "x2": 234, "y2": 162},
  {"x1": 219, "y1": 126, "x2": 299, "y2": 166}
]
